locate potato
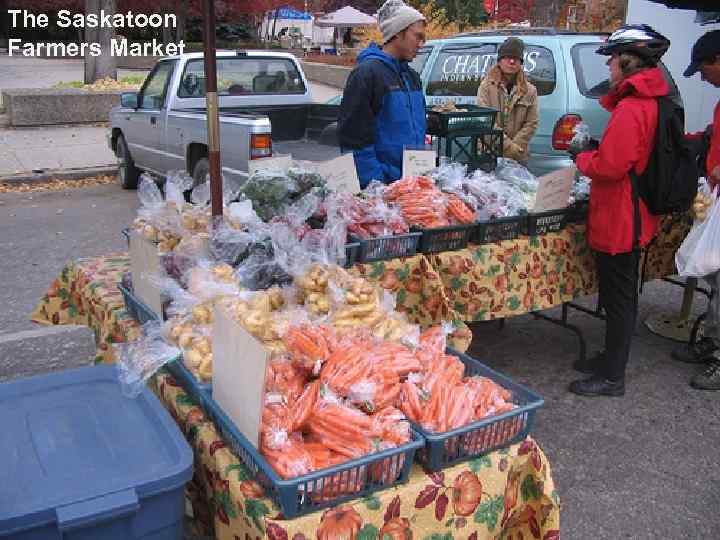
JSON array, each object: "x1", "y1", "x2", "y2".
[
  {"x1": 185, "y1": 349, "x2": 203, "y2": 368},
  {"x1": 194, "y1": 337, "x2": 211, "y2": 356}
]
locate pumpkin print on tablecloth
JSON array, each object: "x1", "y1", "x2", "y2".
[
  {"x1": 316, "y1": 505, "x2": 363, "y2": 540},
  {"x1": 452, "y1": 471, "x2": 483, "y2": 516},
  {"x1": 379, "y1": 518, "x2": 413, "y2": 540}
]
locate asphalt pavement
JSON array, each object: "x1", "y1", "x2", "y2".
[{"x1": 1, "y1": 181, "x2": 719, "y2": 538}]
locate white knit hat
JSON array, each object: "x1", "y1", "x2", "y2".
[{"x1": 377, "y1": 0, "x2": 425, "y2": 45}]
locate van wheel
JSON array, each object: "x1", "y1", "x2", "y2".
[
  {"x1": 116, "y1": 134, "x2": 140, "y2": 190},
  {"x1": 192, "y1": 157, "x2": 209, "y2": 188}
]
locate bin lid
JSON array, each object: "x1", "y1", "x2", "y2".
[{"x1": 0, "y1": 365, "x2": 193, "y2": 535}]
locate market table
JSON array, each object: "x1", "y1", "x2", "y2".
[{"x1": 31, "y1": 255, "x2": 560, "y2": 540}]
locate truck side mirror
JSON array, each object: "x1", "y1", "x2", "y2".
[{"x1": 120, "y1": 92, "x2": 138, "y2": 109}]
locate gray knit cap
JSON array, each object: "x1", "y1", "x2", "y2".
[{"x1": 377, "y1": 0, "x2": 425, "y2": 45}]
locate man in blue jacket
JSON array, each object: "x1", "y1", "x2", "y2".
[{"x1": 338, "y1": 0, "x2": 427, "y2": 187}]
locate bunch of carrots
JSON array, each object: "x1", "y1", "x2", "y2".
[
  {"x1": 384, "y1": 176, "x2": 476, "y2": 228},
  {"x1": 259, "y1": 323, "x2": 515, "y2": 484},
  {"x1": 331, "y1": 192, "x2": 410, "y2": 240},
  {"x1": 398, "y1": 328, "x2": 516, "y2": 433}
]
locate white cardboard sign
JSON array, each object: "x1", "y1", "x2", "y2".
[
  {"x1": 316, "y1": 153, "x2": 361, "y2": 194},
  {"x1": 212, "y1": 305, "x2": 269, "y2": 449},
  {"x1": 248, "y1": 154, "x2": 292, "y2": 176},
  {"x1": 403, "y1": 149, "x2": 437, "y2": 178},
  {"x1": 533, "y1": 166, "x2": 577, "y2": 212},
  {"x1": 129, "y1": 230, "x2": 164, "y2": 317}
]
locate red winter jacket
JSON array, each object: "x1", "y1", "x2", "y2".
[
  {"x1": 576, "y1": 68, "x2": 669, "y2": 255},
  {"x1": 688, "y1": 100, "x2": 720, "y2": 189}
]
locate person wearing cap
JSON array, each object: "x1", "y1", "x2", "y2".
[
  {"x1": 337, "y1": 0, "x2": 426, "y2": 187},
  {"x1": 567, "y1": 24, "x2": 672, "y2": 397},
  {"x1": 676, "y1": 30, "x2": 720, "y2": 391},
  {"x1": 476, "y1": 37, "x2": 539, "y2": 164}
]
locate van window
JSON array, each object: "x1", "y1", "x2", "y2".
[
  {"x1": 426, "y1": 43, "x2": 556, "y2": 97},
  {"x1": 178, "y1": 57, "x2": 306, "y2": 98},
  {"x1": 409, "y1": 47, "x2": 432, "y2": 75},
  {"x1": 572, "y1": 43, "x2": 682, "y2": 105},
  {"x1": 572, "y1": 43, "x2": 610, "y2": 98}
]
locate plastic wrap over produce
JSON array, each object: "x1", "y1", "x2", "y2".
[{"x1": 115, "y1": 321, "x2": 180, "y2": 398}]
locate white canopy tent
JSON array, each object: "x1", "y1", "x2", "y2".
[
  {"x1": 314, "y1": 6, "x2": 377, "y2": 49},
  {"x1": 314, "y1": 6, "x2": 377, "y2": 28}
]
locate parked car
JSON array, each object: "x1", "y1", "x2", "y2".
[
  {"x1": 109, "y1": 50, "x2": 338, "y2": 189},
  {"x1": 330, "y1": 28, "x2": 680, "y2": 176}
]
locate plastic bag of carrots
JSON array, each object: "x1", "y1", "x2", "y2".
[{"x1": 383, "y1": 176, "x2": 476, "y2": 228}]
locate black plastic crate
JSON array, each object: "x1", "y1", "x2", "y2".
[
  {"x1": 426, "y1": 105, "x2": 497, "y2": 136},
  {"x1": 414, "y1": 224, "x2": 474, "y2": 254},
  {"x1": 351, "y1": 232, "x2": 421, "y2": 263},
  {"x1": 204, "y1": 397, "x2": 424, "y2": 518},
  {"x1": 472, "y1": 216, "x2": 525, "y2": 245},
  {"x1": 566, "y1": 201, "x2": 589, "y2": 224},
  {"x1": 413, "y1": 349, "x2": 544, "y2": 472},
  {"x1": 523, "y1": 210, "x2": 567, "y2": 236},
  {"x1": 435, "y1": 129, "x2": 503, "y2": 173}
]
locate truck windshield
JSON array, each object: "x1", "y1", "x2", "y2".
[{"x1": 177, "y1": 57, "x2": 307, "y2": 98}]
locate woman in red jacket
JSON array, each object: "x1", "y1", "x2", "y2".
[{"x1": 569, "y1": 25, "x2": 671, "y2": 397}]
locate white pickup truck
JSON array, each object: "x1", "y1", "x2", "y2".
[{"x1": 108, "y1": 50, "x2": 339, "y2": 189}]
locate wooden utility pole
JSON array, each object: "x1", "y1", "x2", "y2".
[{"x1": 202, "y1": 0, "x2": 223, "y2": 217}]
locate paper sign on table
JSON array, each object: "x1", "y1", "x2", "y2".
[
  {"x1": 403, "y1": 149, "x2": 437, "y2": 178},
  {"x1": 315, "y1": 153, "x2": 361, "y2": 194},
  {"x1": 129, "y1": 230, "x2": 164, "y2": 317},
  {"x1": 248, "y1": 154, "x2": 292, "y2": 176},
  {"x1": 533, "y1": 166, "x2": 577, "y2": 212},
  {"x1": 212, "y1": 305, "x2": 269, "y2": 449}
]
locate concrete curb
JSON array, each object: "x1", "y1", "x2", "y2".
[{"x1": 0, "y1": 166, "x2": 118, "y2": 184}]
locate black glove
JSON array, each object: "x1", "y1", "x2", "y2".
[{"x1": 568, "y1": 138, "x2": 599, "y2": 162}]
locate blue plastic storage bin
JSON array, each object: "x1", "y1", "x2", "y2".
[{"x1": 0, "y1": 365, "x2": 193, "y2": 540}]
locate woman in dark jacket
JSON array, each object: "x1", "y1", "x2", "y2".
[{"x1": 569, "y1": 25, "x2": 672, "y2": 397}]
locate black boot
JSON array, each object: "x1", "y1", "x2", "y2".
[
  {"x1": 573, "y1": 350, "x2": 604, "y2": 375},
  {"x1": 569, "y1": 375, "x2": 625, "y2": 397},
  {"x1": 671, "y1": 338, "x2": 717, "y2": 364}
]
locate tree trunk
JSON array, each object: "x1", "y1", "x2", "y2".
[
  {"x1": 175, "y1": 0, "x2": 188, "y2": 42},
  {"x1": 0, "y1": 0, "x2": 8, "y2": 42},
  {"x1": 84, "y1": 0, "x2": 117, "y2": 83}
]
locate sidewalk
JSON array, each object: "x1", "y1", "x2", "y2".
[{"x1": 0, "y1": 126, "x2": 116, "y2": 177}]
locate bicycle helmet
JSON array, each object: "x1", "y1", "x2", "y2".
[{"x1": 596, "y1": 24, "x2": 670, "y2": 66}]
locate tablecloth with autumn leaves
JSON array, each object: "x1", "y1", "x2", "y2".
[
  {"x1": 31, "y1": 216, "x2": 688, "y2": 539},
  {"x1": 154, "y1": 370, "x2": 560, "y2": 540}
]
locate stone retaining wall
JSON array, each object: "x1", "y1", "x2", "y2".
[{"x1": 2, "y1": 89, "x2": 123, "y2": 126}]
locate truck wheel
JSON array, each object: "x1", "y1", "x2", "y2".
[
  {"x1": 192, "y1": 157, "x2": 209, "y2": 187},
  {"x1": 116, "y1": 134, "x2": 140, "y2": 190}
]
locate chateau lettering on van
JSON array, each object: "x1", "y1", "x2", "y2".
[{"x1": 439, "y1": 51, "x2": 540, "y2": 82}]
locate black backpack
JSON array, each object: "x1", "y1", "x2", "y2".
[{"x1": 629, "y1": 96, "x2": 700, "y2": 247}]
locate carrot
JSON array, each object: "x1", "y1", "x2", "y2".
[
  {"x1": 446, "y1": 194, "x2": 476, "y2": 224},
  {"x1": 289, "y1": 380, "x2": 321, "y2": 432}
]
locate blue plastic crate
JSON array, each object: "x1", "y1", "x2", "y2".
[
  {"x1": 204, "y1": 398, "x2": 424, "y2": 518},
  {"x1": 164, "y1": 358, "x2": 213, "y2": 408},
  {"x1": 0, "y1": 365, "x2": 193, "y2": 540},
  {"x1": 352, "y1": 232, "x2": 421, "y2": 263},
  {"x1": 413, "y1": 349, "x2": 544, "y2": 472},
  {"x1": 344, "y1": 242, "x2": 360, "y2": 268},
  {"x1": 118, "y1": 282, "x2": 161, "y2": 325}
]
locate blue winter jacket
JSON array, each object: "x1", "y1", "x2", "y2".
[{"x1": 337, "y1": 44, "x2": 427, "y2": 187}]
